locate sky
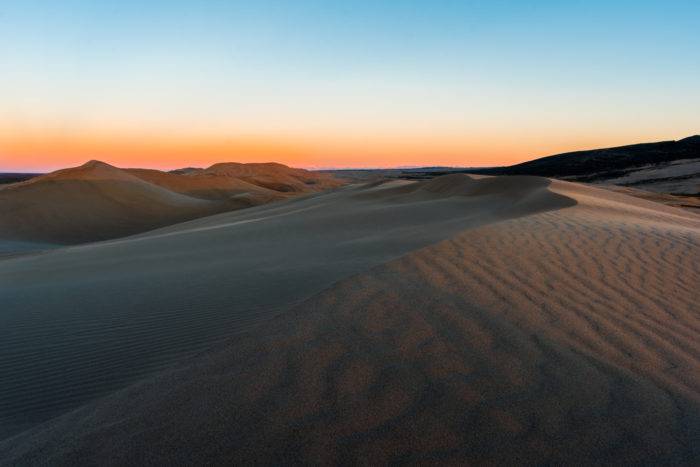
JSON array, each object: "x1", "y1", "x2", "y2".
[{"x1": 1, "y1": 0, "x2": 698, "y2": 172}]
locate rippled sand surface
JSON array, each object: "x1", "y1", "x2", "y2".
[{"x1": 2, "y1": 175, "x2": 698, "y2": 465}]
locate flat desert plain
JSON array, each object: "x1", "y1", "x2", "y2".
[{"x1": 0, "y1": 171, "x2": 699, "y2": 464}]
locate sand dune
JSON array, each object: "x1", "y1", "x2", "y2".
[
  {"x1": 0, "y1": 161, "x2": 225, "y2": 246},
  {"x1": 0, "y1": 160, "x2": 343, "y2": 248},
  {"x1": 203, "y1": 162, "x2": 344, "y2": 193},
  {"x1": 125, "y1": 168, "x2": 283, "y2": 202},
  {"x1": 1, "y1": 174, "x2": 699, "y2": 464},
  {"x1": 0, "y1": 174, "x2": 571, "y2": 439}
]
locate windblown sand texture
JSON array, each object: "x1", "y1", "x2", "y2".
[{"x1": 0, "y1": 173, "x2": 698, "y2": 465}]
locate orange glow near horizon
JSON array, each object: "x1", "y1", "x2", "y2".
[
  {"x1": 0, "y1": 124, "x2": 661, "y2": 173},
  {"x1": 0, "y1": 127, "x2": 313, "y2": 172},
  {"x1": 3, "y1": 2, "x2": 698, "y2": 174}
]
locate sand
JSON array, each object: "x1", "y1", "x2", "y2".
[
  {"x1": 126, "y1": 162, "x2": 343, "y2": 200},
  {"x1": 0, "y1": 160, "x2": 342, "y2": 248},
  {"x1": 203, "y1": 162, "x2": 344, "y2": 193},
  {"x1": 0, "y1": 174, "x2": 698, "y2": 464},
  {"x1": 125, "y1": 167, "x2": 283, "y2": 201},
  {"x1": 600, "y1": 185, "x2": 700, "y2": 213}
]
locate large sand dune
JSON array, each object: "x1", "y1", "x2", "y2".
[
  {"x1": 126, "y1": 162, "x2": 343, "y2": 200},
  {"x1": 0, "y1": 160, "x2": 221, "y2": 246},
  {"x1": 1, "y1": 174, "x2": 698, "y2": 464},
  {"x1": 0, "y1": 160, "x2": 342, "y2": 250},
  {"x1": 125, "y1": 167, "x2": 283, "y2": 202}
]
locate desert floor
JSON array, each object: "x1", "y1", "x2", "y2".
[{"x1": 1, "y1": 174, "x2": 698, "y2": 465}]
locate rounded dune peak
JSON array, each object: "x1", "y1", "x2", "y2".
[
  {"x1": 44, "y1": 159, "x2": 136, "y2": 183},
  {"x1": 0, "y1": 160, "x2": 231, "y2": 245},
  {"x1": 80, "y1": 159, "x2": 115, "y2": 169},
  {"x1": 2, "y1": 159, "x2": 134, "y2": 187},
  {"x1": 421, "y1": 173, "x2": 477, "y2": 194}
]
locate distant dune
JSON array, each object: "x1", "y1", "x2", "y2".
[
  {"x1": 0, "y1": 160, "x2": 343, "y2": 248},
  {"x1": 124, "y1": 167, "x2": 282, "y2": 201},
  {"x1": 204, "y1": 162, "x2": 343, "y2": 193},
  {"x1": 1, "y1": 173, "x2": 698, "y2": 464},
  {"x1": 129, "y1": 162, "x2": 343, "y2": 198}
]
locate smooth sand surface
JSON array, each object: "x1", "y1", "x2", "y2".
[{"x1": 1, "y1": 175, "x2": 698, "y2": 464}]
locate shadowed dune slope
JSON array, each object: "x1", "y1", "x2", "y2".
[
  {"x1": 0, "y1": 174, "x2": 573, "y2": 440},
  {"x1": 2, "y1": 177, "x2": 700, "y2": 464}
]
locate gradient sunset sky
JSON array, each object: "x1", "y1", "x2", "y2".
[{"x1": 1, "y1": 0, "x2": 698, "y2": 172}]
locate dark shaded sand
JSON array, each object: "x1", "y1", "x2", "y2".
[{"x1": 1, "y1": 175, "x2": 699, "y2": 464}]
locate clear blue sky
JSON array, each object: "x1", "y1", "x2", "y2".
[{"x1": 1, "y1": 0, "x2": 698, "y2": 170}]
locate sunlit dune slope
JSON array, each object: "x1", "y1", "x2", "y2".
[
  {"x1": 0, "y1": 160, "x2": 344, "y2": 246},
  {"x1": 203, "y1": 162, "x2": 345, "y2": 193},
  {"x1": 125, "y1": 168, "x2": 283, "y2": 203},
  {"x1": 0, "y1": 160, "x2": 225, "y2": 245}
]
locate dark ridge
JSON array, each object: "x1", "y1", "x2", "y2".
[
  {"x1": 169, "y1": 167, "x2": 203, "y2": 175},
  {"x1": 470, "y1": 136, "x2": 700, "y2": 178},
  {"x1": 0, "y1": 173, "x2": 42, "y2": 185},
  {"x1": 679, "y1": 134, "x2": 700, "y2": 144}
]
